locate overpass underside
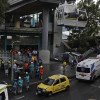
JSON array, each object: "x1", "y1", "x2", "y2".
[
  {"x1": 3, "y1": 0, "x2": 64, "y2": 63},
  {"x1": 7, "y1": 0, "x2": 59, "y2": 15}
]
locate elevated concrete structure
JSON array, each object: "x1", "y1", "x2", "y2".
[{"x1": 2, "y1": 0, "x2": 75, "y2": 63}]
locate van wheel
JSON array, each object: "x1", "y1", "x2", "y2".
[
  {"x1": 48, "y1": 92, "x2": 52, "y2": 96},
  {"x1": 93, "y1": 76, "x2": 96, "y2": 81},
  {"x1": 66, "y1": 86, "x2": 70, "y2": 91}
]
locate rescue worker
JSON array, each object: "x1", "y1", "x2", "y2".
[
  {"x1": 39, "y1": 65, "x2": 44, "y2": 80},
  {"x1": 18, "y1": 76, "x2": 23, "y2": 94},
  {"x1": 13, "y1": 79, "x2": 18, "y2": 95},
  {"x1": 30, "y1": 62, "x2": 34, "y2": 73},
  {"x1": 62, "y1": 60, "x2": 67, "y2": 74},
  {"x1": 24, "y1": 72, "x2": 30, "y2": 91}
]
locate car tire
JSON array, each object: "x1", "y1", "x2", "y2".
[
  {"x1": 48, "y1": 92, "x2": 52, "y2": 96},
  {"x1": 66, "y1": 85, "x2": 70, "y2": 91}
]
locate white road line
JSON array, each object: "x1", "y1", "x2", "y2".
[
  {"x1": 88, "y1": 99, "x2": 96, "y2": 100},
  {"x1": 17, "y1": 96, "x2": 25, "y2": 100},
  {"x1": 98, "y1": 86, "x2": 100, "y2": 88},
  {"x1": 90, "y1": 85, "x2": 97, "y2": 87}
]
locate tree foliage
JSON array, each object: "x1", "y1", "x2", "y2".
[
  {"x1": 67, "y1": 0, "x2": 100, "y2": 53},
  {"x1": 0, "y1": 0, "x2": 9, "y2": 25}
]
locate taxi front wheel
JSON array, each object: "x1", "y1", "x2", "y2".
[
  {"x1": 66, "y1": 85, "x2": 70, "y2": 91},
  {"x1": 48, "y1": 92, "x2": 52, "y2": 96}
]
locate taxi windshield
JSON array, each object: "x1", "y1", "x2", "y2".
[{"x1": 43, "y1": 78, "x2": 54, "y2": 86}]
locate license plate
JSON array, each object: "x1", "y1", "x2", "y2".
[{"x1": 81, "y1": 75, "x2": 84, "y2": 77}]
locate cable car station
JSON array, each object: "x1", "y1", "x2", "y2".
[{"x1": 0, "y1": 0, "x2": 87, "y2": 63}]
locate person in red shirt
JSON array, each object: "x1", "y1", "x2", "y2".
[
  {"x1": 27, "y1": 49, "x2": 30, "y2": 57},
  {"x1": 25, "y1": 62, "x2": 29, "y2": 72},
  {"x1": 39, "y1": 65, "x2": 44, "y2": 80},
  {"x1": 13, "y1": 51, "x2": 17, "y2": 55}
]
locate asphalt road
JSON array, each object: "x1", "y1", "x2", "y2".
[{"x1": 9, "y1": 77, "x2": 100, "y2": 100}]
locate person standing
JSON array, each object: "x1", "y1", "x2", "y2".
[
  {"x1": 62, "y1": 60, "x2": 67, "y2": 74},
  {"x1": 39, "y1": 65, "x2": 44, "y2": 80},
  {"x1": 18, "y1": 76, "x2": 23, "y2": 94},
  {"x1": 13, "y1": 62, "x2": 17, "y2": 78},
  {"x1": 24, "y1": 72, "x2": 30, "y2": 91},
  {"x1": 12, "y1": 79, "x2": 18, "y2": 95}
]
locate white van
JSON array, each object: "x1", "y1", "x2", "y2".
[
  {"x1": 0, "y1": 84, "x2": 8, "y2": 100},
  {"x1": 76, "y1": 58, "x2": 100, "y2": 81}
]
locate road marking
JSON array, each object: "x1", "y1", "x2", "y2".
[
  {"x1": 88, "y1": 99, "x2": 96, "y2": 100},
  {"x1": 98, "y1": 86, "x2": 100, "y2": 88},
  {"x1": 90, "y1": 85, "x2": 97, "y2": 87},
  {"x1": 17, "y1": 96, "x2": 25, "y2": 100}
]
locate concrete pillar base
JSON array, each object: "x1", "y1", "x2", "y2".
[{"x1": 39, "y1": 50, "x2": 50, "y2": 64}]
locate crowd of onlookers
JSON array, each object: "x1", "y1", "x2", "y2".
[{"x1": 0, "y1": 49, "x2": 44, "y2": 94}]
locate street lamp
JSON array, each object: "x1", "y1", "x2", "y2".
[{"x1": 11, "y1": 41, "x2": 21, "y2": 81}]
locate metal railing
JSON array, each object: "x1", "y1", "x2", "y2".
[{"x1": 8, "y1": 0, "x2": 23, "y2": 5}]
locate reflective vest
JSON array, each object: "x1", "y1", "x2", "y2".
[
  {"x1": 18, "y1": 79, "x2": 23, "y2": 87},
  {"x1": 25, "y1": 75, "x2": 30, "y2": 83}
]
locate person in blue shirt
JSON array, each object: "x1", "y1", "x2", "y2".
[
  {"x1": 13, "y1": 79, "x2": 17, "y2": 95},
  {"x1": 24, "y1": 72, "x2": 30, "y2": 91},
  {"x1": 18, "y1": 76, "x2": 23, "y2": 94},
  {"x1": 30, "y1": 62, "x2": 34, "y2": 73}
]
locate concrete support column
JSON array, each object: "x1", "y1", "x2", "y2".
[
  {"x1": 39, "y1": 7, "x2": 50, "y2": 64},
  {"x1": 42, "y1": 8, "x2": 49, "y2": 50}
]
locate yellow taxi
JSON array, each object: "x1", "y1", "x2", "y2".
[{"x1": 36, "y1": 74, "x2": 70, "y2": 96}]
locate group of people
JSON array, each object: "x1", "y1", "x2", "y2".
[
  {"x1": 13, "y1": 72, "x2": 29, "y2": 94},
  {"x1": 11, "y1": 55, "x2": 44, "y2": 94},
  {"x1": 13, "y1": 49, "x2": 38, "y2": 58}
]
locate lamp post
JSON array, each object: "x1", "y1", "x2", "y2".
[{"x1": 11, "y1": 41, "x2": 21, "y2": 81}]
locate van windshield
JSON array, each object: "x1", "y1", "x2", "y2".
[
  {"x1": 43, "y1": 78, "x2": 54, "y2": 86},
  {"x1": 77, "y1": 67, "x2": 90, "y2": 73}
]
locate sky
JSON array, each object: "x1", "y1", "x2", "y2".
[{"x1": 76, "y1": 0, "x2": 98, "y2": 4}]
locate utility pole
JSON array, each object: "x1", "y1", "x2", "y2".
[{"x1": 11, "y1": 41, "x2": 21, "y2": 81}]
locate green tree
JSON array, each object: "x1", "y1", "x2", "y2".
[
  {"x1": 67, "y1": 0, "x2": 100, "y2": 53},
  {"x1": 0, "y1": 0, "x2": 9, "y2": 25}
]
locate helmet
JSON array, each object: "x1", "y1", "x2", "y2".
[
  {"x1": 19, "y1": 76, "x2": 21, "y2": 79},
  {"x1": 40, "y1": 65, "x2": 43, "y2": 69},
  {"x1": 31, "y1": 62, "x2": 33, "y2": 64}
]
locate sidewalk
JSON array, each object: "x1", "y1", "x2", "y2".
[{"x1": 0, "y1": 61, "x2": 76, "y2": 85}]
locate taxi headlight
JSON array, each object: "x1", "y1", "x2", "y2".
[{"x1": 42, "y1": 89, "x2": 46, "y2": 92}]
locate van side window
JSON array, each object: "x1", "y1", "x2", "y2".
[
  {"x1": 60, "y1": 77, "x2": 66, "y2": 82},
  {"x1": 54, "y1": 79, "x2": 59, "y2": 85},
  {"x1": 0, "y1": 92, "x2": 5, "y2": 100}
]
